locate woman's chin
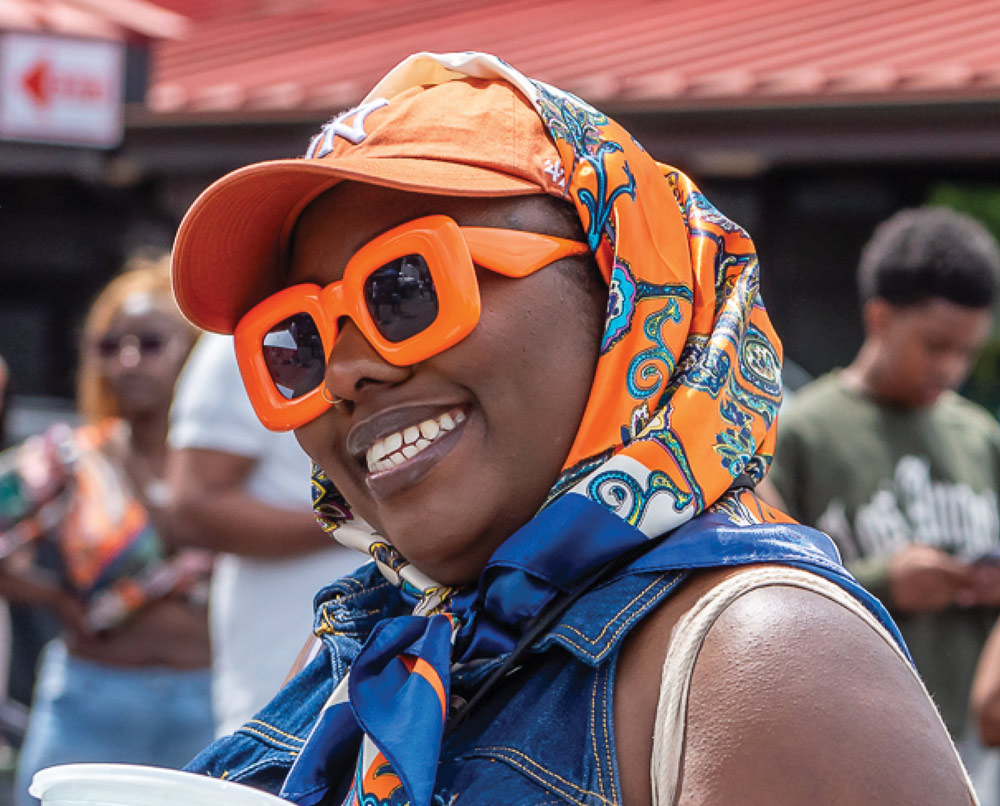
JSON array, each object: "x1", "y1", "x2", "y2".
[{"x1": 390, "y1": 534, "x2": 497, "y2": 587}]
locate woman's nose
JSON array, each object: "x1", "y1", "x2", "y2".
[
  {"x1": 117, "y1": 336, "x2": 142, "y2": 368},
  {"x1": 322, "y1": 319, "x2": 411, "y2": 404}
]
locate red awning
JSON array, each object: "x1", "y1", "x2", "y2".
[
  {"x1": 147, "y1": 0, "x2": 1000, "y2": 117},
  {"x1": 1, "y1": 0, "x2": 187, "y2": 42}
]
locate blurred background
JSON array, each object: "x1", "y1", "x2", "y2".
[{"x1": 5, "y1": 0, "x2": 1000, "y2": 434}]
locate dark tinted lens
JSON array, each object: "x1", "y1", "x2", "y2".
[
  {"x1": 96, "y1": 338, "x2": 120, "y2": 358},
  {"x1": 364, "y1": 254, "x2": 439, "y2": 343},
  {"x1": 137, "y1": 334, "x2": 167, "y2": 356},
  {"x1": 261, "y1": 313, "x2": 326, "y2": 400},
  {"x1": 95, "y1": 333, "x2": 167, "y2": 359}
]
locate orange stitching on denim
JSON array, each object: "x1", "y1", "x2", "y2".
[
  {"x1": 316, "y1": 613, "x2": 331, "y2": 635},
  {"x1": 589, "y1": 672, "x2": 605, "y2": 800},
  {"x1": 558, "y1": 575, "x2": 683, "y2": 660},
  {"x1": 238, "y1": 725, "x2": 302, "y2": 753},
  {"x1": 561, "y1": 575, "x2": 680, "y2": 647},
  {"x1": 598, "y1": 665, "x2": 617, "y2": 799},
  {"x1": 560, "y1": 578, "x2": 666, "y2": 647},
  {"x1": 316, "y1": 602, "x2": 387, "y2": 627},
  {"x1": 564, "y1": 598, "x2": 651, "y2": 662},
  {"x1": 557, "y1": 590, "x2": 661, "y2": 660},
  {"x1": 315, "y1": 626, "x2": 353, "y2": 637},
  {"x1": 484, "y1": 754, "x2": 586, "y2": 805},
  {"x1": 321, "y1": 579, "x2": 392, "y2": 604},
  {"x1": 315, "y1": 608, "x2": 339, "y2": 636},
  {"x1": 475, "y1": 746, "x2": 615, "y2": 805},
  {"x1": 325, "y1": 604, "x2": 389, "y2": 617},
  {"x1": 314, "y1": 602, "x2": 384, "y2": 636},
  {"x1": 246, "y1": 719, "x2": 305, "y2": 744}
]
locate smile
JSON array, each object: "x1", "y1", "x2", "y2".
[{"x1": 365, "y1": 408, "x2": 466, "y2": 473}]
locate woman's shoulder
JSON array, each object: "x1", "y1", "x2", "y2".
[{"x1": 616, "y1": 565, "x2": 972, "y2": 806}]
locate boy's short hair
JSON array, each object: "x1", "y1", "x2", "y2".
[{"x1": 857, "y1": 206, "x2": 1000, "y2": 309}]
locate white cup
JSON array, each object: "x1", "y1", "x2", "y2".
[{"x1": 29, "y1": 763, "x2": 288, "y2": 806}]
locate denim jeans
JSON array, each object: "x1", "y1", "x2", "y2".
[{"x1": 14, "y1": 640, "x2": 214, "y2": 806}]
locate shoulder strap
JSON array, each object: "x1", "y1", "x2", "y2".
[{"x1": 650, "y1": 565, "x2": 978, "y2": 806}]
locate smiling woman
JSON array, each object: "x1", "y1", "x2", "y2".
[{"x1": 172, "y1": 52, "x2": 977, "y2": 806}]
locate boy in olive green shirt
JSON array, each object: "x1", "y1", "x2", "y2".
[{"x1": 767, "y1": 207, "x2": 1000, "y2": 747}]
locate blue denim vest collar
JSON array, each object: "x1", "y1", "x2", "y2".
[
  {"x1": 185, "y1": 517, "x2": 901, "y2": 804},
  {"x1": 185, "y1": 559, "x2": 686, "y2": 800}
]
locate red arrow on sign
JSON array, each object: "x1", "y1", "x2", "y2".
[{"x1": 22, "y1": 61, "x2": 50, "y2": 105}]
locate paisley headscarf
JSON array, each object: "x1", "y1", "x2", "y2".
[{"x1": 284, "y1": 52, "x2": 788, "y2": 806}]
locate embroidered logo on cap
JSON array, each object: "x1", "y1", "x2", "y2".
[{"x1": 305, "y1": 98, "x2": 389, "y2": 159}]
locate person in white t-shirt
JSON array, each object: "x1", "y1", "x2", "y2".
[{"x1": 166, "y1": 332, "x2": 359, "y2": 736}]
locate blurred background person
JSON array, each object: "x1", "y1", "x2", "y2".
[
  {"x1": 0, "y1": 253, "x2": 214, "y2": 806},
  {"x1": 166, "y1": 331, "x2": 360, "y2": 737},
  {"x1": 0, "y1": 354, "x2": 61, "y2": 733},
  {"x1": 0, "y1": 354, "x2": 18, "y2": 787},
  {"x1": 761, "y1": 206, "x2": 1000, "y2": 798}
]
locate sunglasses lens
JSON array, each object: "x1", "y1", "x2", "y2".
[
  {"x1": 137, "y1": 334, "x2": 167, "y2": 356},
  {"x1": 262, "y1": 313, "x2": 326, "y2": 400},
  {"x1": 364, "y1": 254, "x2": 439, "y2": 343},
  {"x1": 95, "y1": 333, "x2": 168, "y2": 359},
  {"x1": 96, "y1": 338, "x2": 120, "y2": 358}
]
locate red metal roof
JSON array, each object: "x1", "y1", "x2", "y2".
[
  {"x1": 0, "y1": 0, "x2": 187, "y2": 41},
  {"x1": 148, "y1": 0, "x2": 1000, "y2": 117}
]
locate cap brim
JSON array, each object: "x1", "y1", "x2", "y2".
[{"x1": 172, "y1": 157, "x2": 541, "y2": 333}]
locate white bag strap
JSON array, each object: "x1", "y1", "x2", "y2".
[{"x1": 650, "y1": 565, "x2": 977, "y2": 805}]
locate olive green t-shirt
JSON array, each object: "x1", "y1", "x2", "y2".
[{"x1": 770, "y1": 370, "x2": 1000, "y2": 736}]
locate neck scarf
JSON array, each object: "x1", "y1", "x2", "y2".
[{"x1": 282, "y1": 52, "x2": 786, "y2": 806}]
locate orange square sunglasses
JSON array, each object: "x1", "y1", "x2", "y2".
[{"x1": 234, "y1": 215, "x2": 591, "y2": 431}]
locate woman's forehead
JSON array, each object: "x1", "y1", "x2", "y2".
[
  {"x1": 287, "y1": 183, "x2": 578, "y2": 282},
  {"x1": 106, "y1": 299, "x2": 182, "y2": 332}
]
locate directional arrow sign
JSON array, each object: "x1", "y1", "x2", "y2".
[
  {"x1": 22, "y1": 61, "x2": 48, "y2": 105},
  {"x1": 0, "y1": 32, "x2": 124, "y2": 147}
]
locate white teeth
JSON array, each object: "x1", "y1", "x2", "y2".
[{"x1": 365, "y1": 407, "x2": 466, "y2": 473}]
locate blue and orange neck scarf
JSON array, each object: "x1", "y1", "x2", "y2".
[{"x1": 283, "y1": 52, "x2": 796, "y2": 806}]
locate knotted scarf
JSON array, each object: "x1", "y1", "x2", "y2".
[{"x1": 281, "y1": 51, "x2": 794, "y2": 806}]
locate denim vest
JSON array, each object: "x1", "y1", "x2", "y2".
[{"x1": 186, "y1": 561, "x2": 688, "y2": 804}]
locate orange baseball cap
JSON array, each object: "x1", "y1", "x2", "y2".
[{"x1": 172, "y1": 75, "x2": 565, "y2": 334}]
